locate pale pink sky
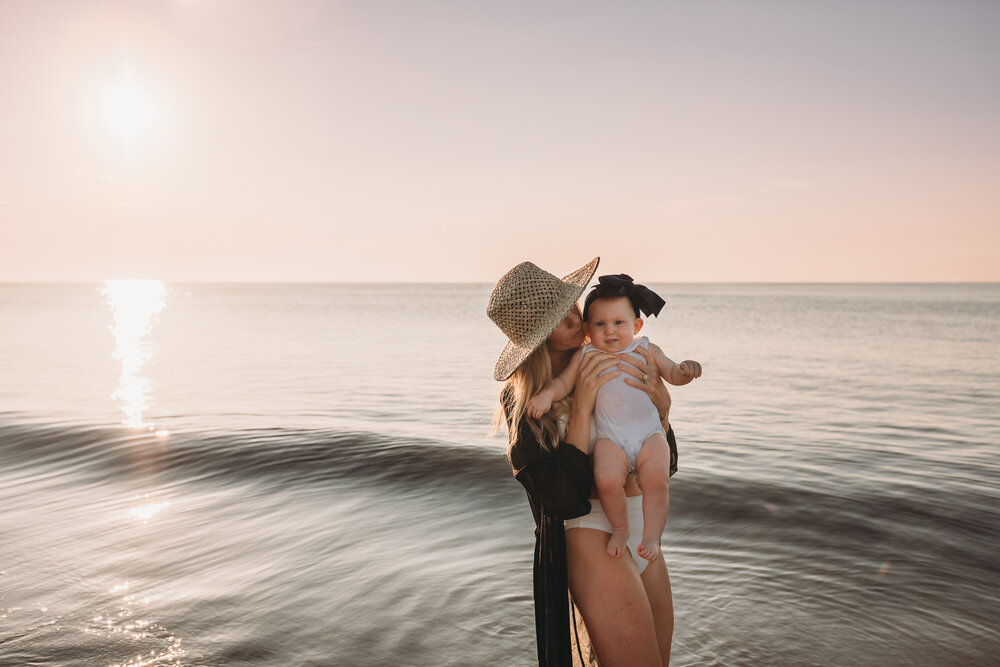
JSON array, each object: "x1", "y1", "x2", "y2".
[{"x1": 1, "y1": 0, "x2": 998, "y2": 282}]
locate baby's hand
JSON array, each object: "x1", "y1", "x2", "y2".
[
  {"x1": 527, "y1": 393, "x2": 553, "y2": 419},
  {"x1": 678, "y1": 360, "x2": 702, "y2": 380}
]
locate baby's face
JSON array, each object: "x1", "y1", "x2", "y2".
[{"x1": 584, "y1": 297, "x2": 641, "y2": 353}]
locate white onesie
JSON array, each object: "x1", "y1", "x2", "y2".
[{"x1": 583, "y1": 336, "x2": 666, "y2": 469}]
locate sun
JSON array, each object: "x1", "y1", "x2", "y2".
[{"x1": 93, "y1": 69, "x2": 165, "y2": 155}]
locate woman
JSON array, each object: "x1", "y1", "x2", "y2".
[{"x1": 488, "y1": 258, "x2": 677, "y2": 666}]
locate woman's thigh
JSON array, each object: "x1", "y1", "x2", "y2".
[
  {"x1": 640, "y1": 555, "x2": 673, "y2": 666},
  {"x1": 566, "y1": 527, "x2": 661, "y2": 667}
]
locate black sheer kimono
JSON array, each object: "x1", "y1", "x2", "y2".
[
  {"x1": 504, "y1": 391, "x2": 593, "y2": 667},
  {"x1": 503, "y1": 388, "x2": 679, "y2": 667}
]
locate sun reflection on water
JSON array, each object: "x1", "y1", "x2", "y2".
[
  {"x1": 89, "y1": 580, "x2": 185, "y2": 667},
  {"x1": 129, "y1": 493, "x2": 170, "y2": 525},
  {"x1": 101, "y1": 280, "x2": 168, "y2": 430}
]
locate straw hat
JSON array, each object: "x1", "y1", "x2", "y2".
[{"x1": 487, "y1": 257, "x2": 600, "y2": 381}]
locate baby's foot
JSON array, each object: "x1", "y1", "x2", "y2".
[
  {"x1": 607, "y1": 529, "x2": 629, "y2": 558},
  {"x1": 636, "y1": 537, "x2": 660, "y2": 562}
]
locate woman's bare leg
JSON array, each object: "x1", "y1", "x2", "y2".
[
  {"x1": 593, "y1": 438, "x2": 631, "y2": 558},
  {"x1": 640, "y1": 554, "x2": 674, "y2": 666},
  {"x1": 567, "y1": 527, "x2": 662, "y2": 667},
  {"x1": 634, "y1": 433, "x2": 670, "y2": 561}
]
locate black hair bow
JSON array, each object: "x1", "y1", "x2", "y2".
[{"x1": 583, "y1": 274, "x2": 666, "y2": 320}]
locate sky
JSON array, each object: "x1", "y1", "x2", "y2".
[{"x1": 1, "y1": 0, "x2": 998, "y2": 282}]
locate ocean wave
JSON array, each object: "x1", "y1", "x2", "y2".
[
  {"x1": 3, "y1": 418, "x2": 998, "y2": 575},
  {"x1": 0, "y1": 419, "x2": 511, "y2": 491},
  {"x1": 668, "y1": 471, "x2": 1000, "y2": 585}
]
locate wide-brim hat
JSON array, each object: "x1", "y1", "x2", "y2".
[{"x1": 487, "y1": 257, "x2": 600, "y2": 381}]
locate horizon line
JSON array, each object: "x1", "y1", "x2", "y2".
[{"x1": 2, "y1": 279, "x2": 998, "y2": 286}]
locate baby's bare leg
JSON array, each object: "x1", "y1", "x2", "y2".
[
  {"x1": 635, "y1": 433, "x2": 671, "y2": 562},
  {"x1": 593, "y1": 438, "x2": 631, "y2": 559}
]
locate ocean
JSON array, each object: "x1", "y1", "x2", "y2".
[{"x1": 1, "y1": 282, "x2": 997, "y2": 666}]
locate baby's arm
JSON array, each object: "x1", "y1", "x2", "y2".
[
  {"x1": 648, "y1": 342, "x2": 702, "y2": 386},
  {"x1": 526, "y1": 350, "x2": 583, "y2": 419}
]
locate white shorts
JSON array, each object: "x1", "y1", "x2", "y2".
[{"x1": 564, "y1": 495, "x2": 659, "y2": 575}]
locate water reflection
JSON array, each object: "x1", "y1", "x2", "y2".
[
  {"x1": 97, "y1": 282, "x2": 182, "y2": 664},
  {"x1": 101, "y1": 280, "x2": 167, "y2": 430},
  {"x1": 89, "y1": 581, "x2": 185, "y2": 667},
  {"x1": 128, "y1": 493, "x2": 170, "y2": 525}
]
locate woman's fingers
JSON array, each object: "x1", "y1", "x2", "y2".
[
  {"x1": 618, "y1": 357, "x2": 646, "y2": 382},
  {"x1": 623, "y1": 374, "x2": 660, "y2": 402},
  {"x1": 578, "y1": 349, "x2": 616, "y2": 377},
  {"x1": 581, "y1": 362, "x2": 619, "y2": 389},
  {"x1": 575, "y1": 350, "x2": 619, "y2": 407},
  {"x1": 591, "y1": 362, "x2": 620, "y2": 387},
  {"x1": 594, "y1": 357, "x2": 621, "y2": 378},
  {"x1": 618, "y1": 346, "x2": 655, "y2": 391},
  {"x1": 618, "y1": 345, "x2": 654, "y2": 374}
]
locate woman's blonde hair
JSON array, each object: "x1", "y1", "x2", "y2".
[{"x1": 492, "y1": 345, "x2": 572, "y2": 453}]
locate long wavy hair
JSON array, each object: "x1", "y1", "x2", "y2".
[{"x1": 493, "y1": 345, "x2": 572, "y2": 453}]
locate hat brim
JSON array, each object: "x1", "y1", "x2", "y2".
[{"x1": 493, "y1": 257, "x2": 599, "y2": 381}]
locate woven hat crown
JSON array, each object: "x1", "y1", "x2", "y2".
[{"x1": 488, "y1": 262, "x2": 576, "y2": 345}]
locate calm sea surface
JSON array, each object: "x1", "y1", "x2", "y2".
[{"x1": 1, "y1": 282, "x2": 998, "y2": 666}]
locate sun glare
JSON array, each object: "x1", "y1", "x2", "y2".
[
  {"x1": 93, "y1": 70, "x2": 165, "y2": 155},
  {"x1": 102, "y1": 279, "x2": 168, "y2": 429}
]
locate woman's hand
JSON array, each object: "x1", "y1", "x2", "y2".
[
  {"x1": 572, "y1": 349, "x2": 620, "y2": 414},
  {"x1": 620, "y1": 345, "x2": 672, "y2": 425}
]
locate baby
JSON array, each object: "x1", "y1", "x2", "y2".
[{"x1": 528, "y1": 274, "x2": 702, "y2": 562}]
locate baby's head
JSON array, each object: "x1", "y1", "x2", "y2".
[
  {"x1": 583, "y1": 295, "x2": 642, "y2": 353},
  {"x1": 581, "y1": 274, "x2": 665, "y2": 353}
]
